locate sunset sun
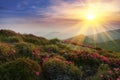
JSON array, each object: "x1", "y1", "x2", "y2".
[
  {"x1": 86, "y1": 13, "x2": 95, "y2": 21},
  {"x1": 84, "y1": 12, "x2": 100, "y2": 26}
]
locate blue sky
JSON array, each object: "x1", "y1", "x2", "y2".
[
  {"x1": 0, "y1": 0, "x2": 120, "y2": 39},
  {"x1": 0, "y1": 0, "x2": 52, "y2": 18},
  {"x1": 0, "y1": 0, "x2": 77, "y2": 18}
]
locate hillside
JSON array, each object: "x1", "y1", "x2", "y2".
[
  {"x1": 67, "y1": 29, "x2": 120, "y2": 52},
  {"x1": 0, "y1": 29, "x2": 48, "y2": 45},
  {"x1": 87, "y1": 29, "x2": 120, "y2": 43},
  {"x1": 0, "y1": 29, "x2": 120, "y2": 80}
]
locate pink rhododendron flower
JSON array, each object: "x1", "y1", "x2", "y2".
[
  {"x1": 65, "y1": 61, "x2": 72, "y2": 64},
  {"x1": 35, "y1": 72, "x2": 40, "y2": 76},
  {"x1": 108, "y1": 70, "x2": 112, "y2": 74},
  {"x1": 100, "y1": 74, "x2": 104, "y2": 78},
  {"x1": 32, "y1": 50, "x2": 35, "y2": 55},
  {"x1": 117, "y1": 76, "x2": 120, "y2": 80}
]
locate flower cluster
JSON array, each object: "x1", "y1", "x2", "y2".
[
  {"x1": 35, "y1": 71, "x2": 40, "y2": 76},
  {"x1": 99, "y1": 68, "x2": 120, "y2": 80},
  {"x1": 42, "y1": 57, "x2": 82, "y2": 80},
  {"x1": 42, "y1": 55, "x2": 50, "y2": 66},
  {"x1": 68, "y1": 51, "x2": 110, "y2": 65},
  {"x1": 32, "y1": 47, "x2": 41, "y2": 59},
  {"x1": 42, "y1": 55, "x2": 72, "y2": 66},
  {"x1": 109, "y1": 58, "x2": 120, "y2": 66}
]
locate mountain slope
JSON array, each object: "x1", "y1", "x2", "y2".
[
  {"x1": 87, "y1": 29, "x2": 120, "y2": 43},
  {"x1": 67, "y1": 29, "x2": 120, "y2": 52}
]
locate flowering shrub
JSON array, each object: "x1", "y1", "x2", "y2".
[
  {"x1": 15, "y1": 42, "x2": 36, "y2": 58},
  {"x1": 6, "y1": 36, "x2": 22, "y2": 43},
  {"x1": 49, "y1": 38, "x2": 60, "y2": 44},
  {"x1": 86, "y1": 64, "x2": 120, "y2": 80},
  {"x1": 0, "y1": 29, "x2": 17, "y2": 37},
  {"x1": 43, "y1": 45, "x2": 60, "y2": 53},
  {"x1": 31, "y1": 47, "x2": 41, "y2": 59},
  {"x1": 22, "y1": 34, "x2": 48, "y2": 45},
  {"x1": 109, "y1": 58, "x2": 120, "y2": 67},
  {"x1": 67, "y1": 51, "x2": 110, "y2": 66},
  {"x1": 53, "y1": 55, "x2": 66, "y2": 61},
  {"x1": 0, "y1": 44, "x2": 16, "y2": 64},
  {"x1": 0, "y1": 58, "x2": 41, "y2": 80},
  {"x1": 42, "y1": 58, "x2": 82, "y2": 80}
]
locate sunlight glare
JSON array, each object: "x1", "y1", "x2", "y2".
[{"x1": 86, "y1": 13, "x2": 95, "y2": 21}]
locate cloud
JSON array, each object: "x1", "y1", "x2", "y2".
[
  {"x1": 0, "y1": 0, "x2": 120, "y2": 26},
  {"x1": 46, "y1": 0, "x2": 120, "y2": 16},
  {"x1": 27, "y1": 0, "x2": 118, "y2": 27}
]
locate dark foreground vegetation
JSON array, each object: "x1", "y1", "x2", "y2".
[{"x1": 0, "y1": 29, "x2": 120, "y2": 80}]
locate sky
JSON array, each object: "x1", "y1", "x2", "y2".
[{"x1": 0, "y1": 0, "x2": 120, "y2": 39}]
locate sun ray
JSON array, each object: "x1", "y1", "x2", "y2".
[{"x1": 59, "y1": 0, "x2": 119, "y2": 46}]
